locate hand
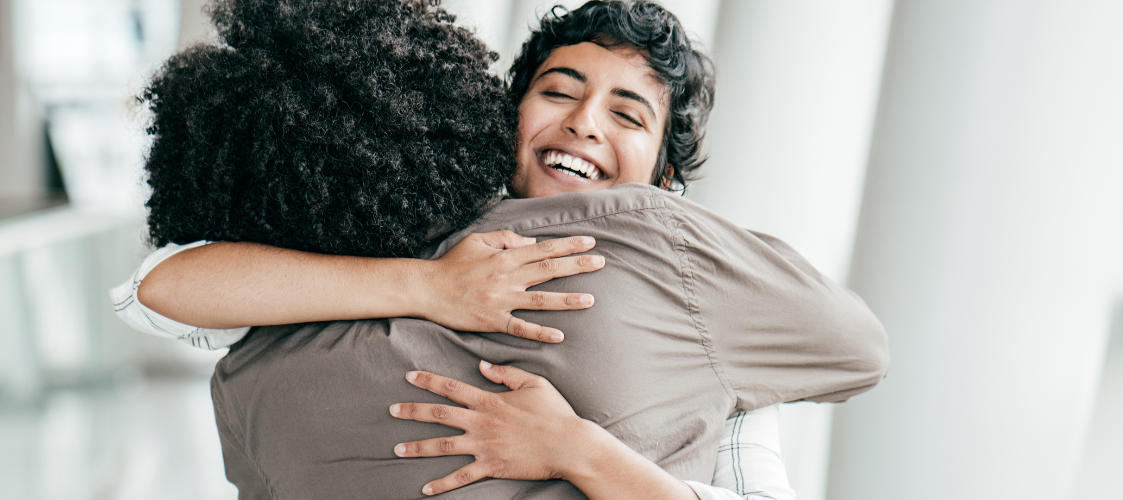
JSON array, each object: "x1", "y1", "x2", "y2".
[
  {"x1": 389, "y1": 361, "x2": 598, "y2": 496},
  {"x1": 416, "y1": 230, "x2": 605, "y2": 342}
]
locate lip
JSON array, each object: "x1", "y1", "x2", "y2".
[{"x1": 535, "y1": 145, "x2": 607, "y2": 184}]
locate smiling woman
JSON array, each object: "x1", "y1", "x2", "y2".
[
  {"x1": 510, "y1": 43, "x2": 669, "y2": 198},
  {"x1": 507, "y1": 0, "x2": 715, "y2": 192}
]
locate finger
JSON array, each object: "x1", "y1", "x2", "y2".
[
  {"x1": 508, "y1": 236, "x2": 596, "y2": 265},
  {"x1": 389, "y1": 402, "x2": 473, "y2": 429},
  {"x1": 505, "y1": 315, "x2": 564, "y2": 343},
  {"x1": 422, "y1": 461, "x2": 492, "y2": 496},
  {"x1": 518, "y1": 291, "x2": 595, "y2": 311},
  {"x1": 473, "y1": 230, "x2": 535, "y2": 250},
  {"x1": 479, "y1": 360, "x2": 547, "y2": 392},
  {"x1": 518, "y1": 254, "x2": 606, "y2": 287},
  {"x1": 404, "y1": 371, "x2": 498, "y2": 408},
  {"x1": 393, "y1": 435, "x2": 471, "y2": 459}
]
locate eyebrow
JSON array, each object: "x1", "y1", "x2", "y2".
[{"x1": 536, "y1": 66, "x2": 657, "y2": 118}]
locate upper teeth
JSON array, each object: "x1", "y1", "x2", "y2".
[{"x1": 544, "y1": 150, "x2": 601, "y2": 180}]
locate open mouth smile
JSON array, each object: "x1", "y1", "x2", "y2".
[{"x1": 542, "y1": 150, "x2": 603, "y2": 180}]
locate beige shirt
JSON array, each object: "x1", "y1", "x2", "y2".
[{"x1": 212, "y1": 183, "x2": 889, "y2": 499}]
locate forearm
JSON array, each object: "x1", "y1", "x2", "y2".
[
  {"x1": 138, "y1": 242, "x2": 429, "y2": 328},
  {"x1": 564, "y1": 421, "x2": 700, "y2": 500}
]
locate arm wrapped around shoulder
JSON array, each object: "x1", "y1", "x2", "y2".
[{"x1": 671, "y1": 200, "x2": 889, "y2": 413}]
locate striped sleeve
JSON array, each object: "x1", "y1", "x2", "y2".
[
  {"x1": 687, "y1": 406, "x2": 795, "y2": 500},
  {"x1": 109, "y1": 240, "x2": 250, "y2": 350}
]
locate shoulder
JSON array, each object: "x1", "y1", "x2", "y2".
[{"x1": 429, "y1": 183, "x2": 744, "y2": 255}]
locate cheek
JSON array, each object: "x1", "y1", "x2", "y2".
[{"x1": 615, "y1": 136, "x2": 661, "y2": 183}]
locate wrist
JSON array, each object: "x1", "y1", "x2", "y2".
[
  {"x1": 400, "y1": 258, "x2": 440, "y2": 320},
  {"x1": 556, "y1": 419, "x2": 618, "y2": 484}
]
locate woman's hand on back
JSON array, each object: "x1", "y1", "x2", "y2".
[
  {"x1": 390, "y1": 362, "x2": 703, "y2": 500},
  {"x1": 415, "y1": 230, "x2": 604, "y2": 343}
]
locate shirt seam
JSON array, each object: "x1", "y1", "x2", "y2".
[{"x1": 647, "y1": 189, "x2": 738, "y2": 411}]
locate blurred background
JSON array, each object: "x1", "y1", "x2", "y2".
[{"x1": 0, "y1": 0, "x2": 1119, "y2": 499}]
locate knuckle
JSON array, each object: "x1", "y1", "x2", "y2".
[
  {"x1": 538, "y1": 259, "x2": 559, "y2": 273},
  {"x1": 481, "y1": 289, "x2": 501, "y2": 304},
  {"x1": 400, "y1": 404, "x2": 418, "y2": 417},
  {"x1": 438, "y1": 438, "x2": 456, "y2": 453},
  {"x1": 528, "y1": 292, "x2": 547, "y2": 307},
  {"x1": 431, "y1": 405, "x2": 452, "y2": 420},
  {"x1": 481, "y1": 415, "x2": 504, "y2": 431},
  {"x1": 409, "y1": 442, "x2": 423, "y2": 455},
  {"x1": 442, "y1": 379, "x2": 461, "y2": 393},
  {"x1": 415, "y1": 372, "x2": 433, "y2": 386},
  {"x1": 455, "y1": 469, "x2": 473, "y2": 485},
  {"x1": 490, "y1": 458, "x2": 510, "y2": 478},
  {"x1": 576, "y1": 255, "x2": 591, "y2": 266},
  {"x1": 537, "y1": 239, "x2": 556, "y2": 252},
  {"x1": 510, "y1": 321, "x2": 528, "y2": 337},
  {"x1": 477, "y1": 393, "x2": 502, "y2": 412}
]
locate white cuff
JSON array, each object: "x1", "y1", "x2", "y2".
[{"x1": 109, "y1": 240, "x2": 250, "y2": 350}]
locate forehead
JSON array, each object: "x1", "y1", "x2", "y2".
[{"x1": 532, "y1": 42, "x2": 668, "y2": 104}]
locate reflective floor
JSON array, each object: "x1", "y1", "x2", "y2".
[{"x1": 0, "y1": 376, "x2": 236, "y2": 500}]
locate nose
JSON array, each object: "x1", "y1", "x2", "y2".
[{"x1": 560, "y1": 100, "x2": 604, "y2": 143}]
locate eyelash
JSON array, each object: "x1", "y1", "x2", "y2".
[
  {"x1": 542, "y1": 91, "x2": 645, "y2": 129},
  {"x1": 615, "y1": 112, "x2": 643, "y2": 128}
]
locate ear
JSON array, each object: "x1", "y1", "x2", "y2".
[{"x1": 660, "y1": 165, "x2": 675, "y2": 190}]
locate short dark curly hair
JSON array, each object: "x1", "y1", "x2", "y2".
[
  {"x1": 141, "y1": 0, "x2": 517, "y2": 258},
  {"x1": 508, "y1": 0, "x2": 716, "y2": 189}
]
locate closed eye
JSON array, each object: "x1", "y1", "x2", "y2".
[
  {"x1": 543, "y1": 91, "x2": 576, "y2": 100},
  {"x1": 615, "y1": 111, "x2": 644, "y2": 129}
]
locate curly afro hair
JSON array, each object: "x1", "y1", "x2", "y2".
[
  {"x1": 509, "y1": 0, "x2": 715, "y2": 190},
  {"x1": 141, "y1": 0, "x2": 517, "y2": 258}
]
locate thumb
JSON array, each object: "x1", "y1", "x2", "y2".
[
  {"x1": 475, "y1": 230, "x2": 535, "y2": 250},
  {"x1": 479, "y1": 360, "x2": 541, "y2": 391}
]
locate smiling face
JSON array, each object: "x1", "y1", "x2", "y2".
[{"x1": 509, "y1": 42, "x2": 669, "y2": 199}]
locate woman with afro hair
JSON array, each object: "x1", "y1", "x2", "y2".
[{"x1": 113, "y1": 1, "x2": 888, "y2": 499}]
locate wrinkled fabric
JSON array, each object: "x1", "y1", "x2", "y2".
[{"x1": 212, "y1": 183, "x2": 888, "y2": 499}]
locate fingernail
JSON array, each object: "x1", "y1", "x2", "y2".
[
  {"x1": 406, "y1": 371, "x2": 418, "y2": 381},
  {"x1": 394, "y1": 443, "x2": 406, "y2": 456},
  {"x1": 591, "y1": 255, "x2": 605, "y2": 266},
  {"x1": 578, "y1": 295, "x2": 594, "y2": 306},
  {"x1": 582, "y1": 236, "x2": 595, "y2": 246},
  {"x1": 524, "y1": 237, "x2": 536, "y2": 244},
  {"x1": 480, "y1": 360, "x2": 492, "y2": 369},
  {"x1": 550, "y1": 332, "x2": 564, "y2": 342},
  {"x1": 422, "y1": 485, "x2": 434, "y2": 495},
  {"x1": 390, "y1": 404, "x2": 401, "y2": 416}
]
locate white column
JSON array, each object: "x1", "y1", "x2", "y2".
[
  {"x1": 829, "y1": 0, "x2": 1123, "y2": 499},
  {"x1": 177, "y1": 0, "x2": 215, "y2": 50},
  {"x1": 0, "y1": 0, "x2": 41, "y2": 199},
  {"x1": 441, "y1": 0, "x2": 514, "y2": 59},
  {"x1": 1077, "y1": 306, "x2": 1123, "y2": 499},
  {"x1": 689, "y1": 2, "x2": 893, "y2": 498}
]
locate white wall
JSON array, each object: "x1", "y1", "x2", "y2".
[
  {"x1": 829, "y1": 0, "x2": 1123, "y2": 498},
  {"x1": 688, "y1": 1, "x2": 894, "y2": 498}
]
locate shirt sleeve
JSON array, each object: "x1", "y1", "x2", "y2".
[
  {"x1": 679, "y1": 208, "x2": 890, "y2": 411},
  {"x1": 108, "y1": 240, "x2": 251, "y2": 350},
  {"x1": 688, "y1": 406, "x2": 796, "y2": 500}
]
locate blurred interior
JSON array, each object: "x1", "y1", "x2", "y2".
[{"x1": 0, "y1": 1, "x2": 1120, "y2": 499}]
